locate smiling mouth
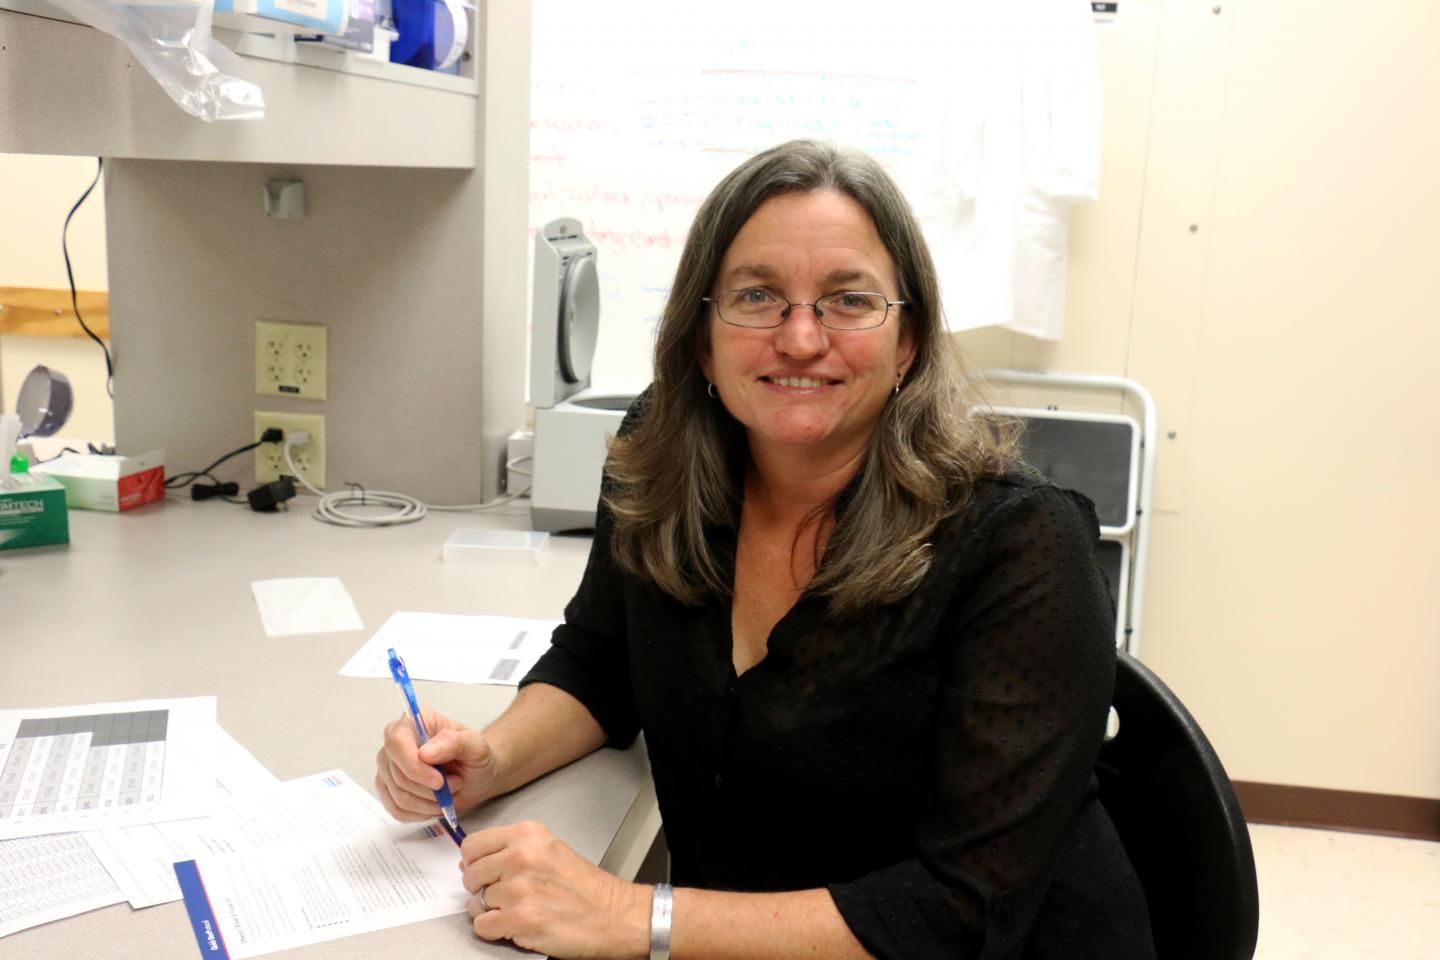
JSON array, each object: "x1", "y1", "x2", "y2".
[{"x1": 764, "y1": 376, "x2": 836, "y2": 388}]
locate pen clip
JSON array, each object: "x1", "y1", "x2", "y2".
[
  {"x1": 387, "y1": 648, "x2": 427, "y2": 743},
  {"x1": 387, "y1": 647, "x2": 411, "y2": 686}
]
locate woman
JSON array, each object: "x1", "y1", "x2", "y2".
[{"x1": 375, "y1": 140, "x2": 1155, "y2": 959}]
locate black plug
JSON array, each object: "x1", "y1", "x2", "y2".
[
  {"x1": 192, "y1": 481, "x2": 240, "y2": 501},
  {"x1": 259, "y1": 427, "x2": 284, "y2": 444},
  {"x1": 247, "y1": 477, "x2": 296, "y2": 512}
]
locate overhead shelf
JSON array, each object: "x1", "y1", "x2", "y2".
[{"x1": 0, "y1": 4, "x2": 480, "y2": 167}]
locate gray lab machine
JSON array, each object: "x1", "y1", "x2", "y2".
[{"x1": 529, "y1": 218, "x2": 637, "y2": 533}]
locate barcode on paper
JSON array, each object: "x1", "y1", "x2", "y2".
[{"x1": 489, "y1": 659, "x2": 521, "y2": 683}]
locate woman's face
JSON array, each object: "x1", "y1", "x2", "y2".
[{"x1": 699, "y1": 189, "x2": 916, "y2": 466}]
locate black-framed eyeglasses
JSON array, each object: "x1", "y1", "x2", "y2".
[{"x1": 702, "y1": 288, "x2": 907, "y2": 331}]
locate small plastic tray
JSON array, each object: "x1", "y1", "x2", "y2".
[{"x1": 443, "y1": 528, "x2": 549, "y2": 564}]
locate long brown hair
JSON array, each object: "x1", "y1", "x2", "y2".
[{"x1": 603, "y1": 140, "x2": 1018, "y2": 617}]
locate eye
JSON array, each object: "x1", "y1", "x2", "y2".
[
  {"x1": 836, "y1": 292, "x2": 872, "y2": 309},
  {"x1": 725, "y1": 287, "x2": 779, "y2": 311}
]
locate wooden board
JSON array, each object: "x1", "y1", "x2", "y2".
[{"x1": 0, "y1": 286, "x2": 109, "y2": 338}]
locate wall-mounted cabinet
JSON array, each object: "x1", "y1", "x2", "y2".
[{"x1": 0, "y1": 0, "x2": 482, "y2": 167}]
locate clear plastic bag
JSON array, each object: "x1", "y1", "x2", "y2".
[{"x1": 44, "y1": 0, "x2": 265, "y2": 121}]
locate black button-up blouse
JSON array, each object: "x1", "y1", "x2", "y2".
[{"x1": 522, "y1": 463, "x2": 1156, "y2": 959}]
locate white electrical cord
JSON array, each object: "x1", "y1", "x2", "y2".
[{"x1": 283, "y1": 433, "x2": 530, "y2": 528}]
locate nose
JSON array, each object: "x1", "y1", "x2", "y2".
[{"x1": 774, "y1": 303, "x2": 828, "y2": 359}]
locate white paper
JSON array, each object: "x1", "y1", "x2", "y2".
[
  {"x1": 83, "y1": 727, "x2": 286, "y2": 909},
  {"x1": 89, "y1": 767, "x2": 393, "y2": 910},
  {"x1": 0, "y1": 697, "x2": 217, "y2": 840},
  {"x1": 250, "y1": 577, "x2": 365, "y2": 637},
  {"x1": 178, "y1": 820, "x2": 470, "y2": 958},
  {"x1": 339, "y1": 612, "x2": 559, "y2": 685},
  {"x1": 0, "y1": 833, "x2": 125, "y2": 938}
]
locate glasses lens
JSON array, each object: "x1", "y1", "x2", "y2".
[
  {"x1": 816, "y1": 293, "x2": 888, "y2": 329},
  {"x1": 719, "y1": 288, "x2": 783, "y2": 327}
]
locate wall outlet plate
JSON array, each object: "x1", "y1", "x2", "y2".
[
  {"x1": 256, "y1": 320, "x2": 328, "y2": 400},
  {"x1": 254, "y1": 411, "x2": 326, "y2": 489}
]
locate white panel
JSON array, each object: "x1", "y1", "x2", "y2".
[
  {"x1": 1143, "y1": 0, "x2": 1440, "y2": 799},
  {"x1": 1122, "y1": 1, "x2": 1236, "y2": 512}
]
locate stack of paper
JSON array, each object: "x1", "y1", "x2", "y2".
[
  {"x1": 0, "y1": 696, "x2": 219, "y2": 938},
  {"x1": 0, "y1": 695, "x2": 479, "y2": 958}
]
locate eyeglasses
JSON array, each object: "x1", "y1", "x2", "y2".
[{"x1": 702, "y1": 288, "x2": 907, "y2": 331}]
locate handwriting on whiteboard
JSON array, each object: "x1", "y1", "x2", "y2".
[{"x1": 530, "y1": 1, "x2": 938, "y2": 389}]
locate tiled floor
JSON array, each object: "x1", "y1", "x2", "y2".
[{"x1": 1249, "y1": 824, "x2": 1439, "y2": 959}]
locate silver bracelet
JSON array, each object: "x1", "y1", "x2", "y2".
[{"x1": 649, "y1": 882, "x2": 673, "y2": 960}]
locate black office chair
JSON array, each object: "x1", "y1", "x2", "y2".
[{"x1": 1096, "y1": 651, "x2": 1260, "y2": 960}]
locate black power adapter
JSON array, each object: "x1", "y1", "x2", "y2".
[{"x1": 247, "y1": 477, "x2": 297, "y2": 512}]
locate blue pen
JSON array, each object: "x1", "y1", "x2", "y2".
[{"x1": 388, "y1": 648, "x2": 466, "y2": 846}]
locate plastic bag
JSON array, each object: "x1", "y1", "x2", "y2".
[{"x1": 43, "y1": 0, "x2": 265, "y2": 121}]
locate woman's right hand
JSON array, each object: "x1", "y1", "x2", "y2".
[{"x1": 374, "y1": 708, "x2": 504, "y2": 822}]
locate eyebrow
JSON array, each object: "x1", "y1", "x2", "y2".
[{"x1": 720, "y1": 264, "x2": 884, "y2": 290}]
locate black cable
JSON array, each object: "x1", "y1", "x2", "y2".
[
  {"x1": 191, "y1": 477, "x2": 247, "y2": 505},
  {"x1": 166, "y1": 430, "x2": 282, "y2": 490},
  {"x1": 34, "y1": 446, "x2": 82, "y2": 464},
  {"x1": 63, "y1": 158, "x2": 114, "y2": 398}
]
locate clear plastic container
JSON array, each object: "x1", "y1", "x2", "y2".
[{"x1": 442, "y1": 528, "x2": 548, "y2": 564}]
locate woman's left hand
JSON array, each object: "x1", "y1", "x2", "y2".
[{"x1": 460, "y1": 820, "x2": 650, "y2": 959}]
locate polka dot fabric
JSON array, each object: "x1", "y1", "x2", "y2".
[{"x1": 523, "y1": 468, "x2": 1155, "y2": 958}]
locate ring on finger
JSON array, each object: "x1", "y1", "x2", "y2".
[{"x1": 477, "y1": 884, "x2": 492, "y2": 912}]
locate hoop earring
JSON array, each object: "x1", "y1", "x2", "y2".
[{"x1": 707, "y1": 381, "x2": 718, "y2": 399}]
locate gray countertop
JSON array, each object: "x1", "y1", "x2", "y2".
[{"x1": 0, "y1": 494, "x2": 655, "y2": 959}]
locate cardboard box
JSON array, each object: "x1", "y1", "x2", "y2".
[
  {"x1": 0, "y1": 474, "x2": 70, "y2": 550},
  {"x1": 33, "y1": 450, "x2": 166, "y2": 512},
  {"x1": 214, "y1": 0, "x2": 350, "y2": 36}
]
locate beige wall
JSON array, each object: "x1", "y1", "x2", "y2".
[
  {"x1": 0, "y1": 152, "x2": 114, "y2": 443},
  {"x1": 964, "y1": 0, "x2": 1440, "y2": 800}
]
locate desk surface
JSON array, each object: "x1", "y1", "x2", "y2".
[{"x1": 0, "y1": 496, "x2": 655, "y2": 959}]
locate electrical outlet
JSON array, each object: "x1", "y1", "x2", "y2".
[
  {"x1": 254, "y1": 412, "x2": 326, "y2": 489},
  {"x1": 255, "y1": 321, "x2": 328, "y2": 400}
]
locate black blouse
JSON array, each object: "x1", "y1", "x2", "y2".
[{"x1": 523, "y1": 459, "x2": 1156, "y2": 959}]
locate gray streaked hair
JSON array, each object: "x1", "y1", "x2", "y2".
[{"x1": 603, "y1": 139, "x2": 1019, "y2": 617}]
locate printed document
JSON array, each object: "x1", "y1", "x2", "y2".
[
  {"x1": 340, "y1": 611, "x2": 559, "y2": 685},
  {"x1": 0, "y1": 696, "x2": 217, "y2": 839},
  {"x1": 86, "y1": 753, "x2": 390, "y2": 908},
  {"x1": 176, "y1": 819, "x2": 470, "y2": 958},
  {"x1": 0, "y1": 833, "x2": 124, "y2": 938}
]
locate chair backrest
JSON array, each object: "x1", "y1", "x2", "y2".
[
  {"x1": 1004, "y1": 407, "x2": 1141, "y2": 649},
  {"x1": 1096, "y1": 652, "x2": 1260, "y2": 960},
  {"x1": 1013, "y1": 409, "x2": 1140, "y2": 534}
]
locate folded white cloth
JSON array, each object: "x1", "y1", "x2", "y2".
[{"x1": 906, "y1": 0, "x2": 1101, "y2": 340}]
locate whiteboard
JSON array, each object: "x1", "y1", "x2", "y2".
[{"x1": 530, "y1": 1, "x2": 938, "y2": 392}]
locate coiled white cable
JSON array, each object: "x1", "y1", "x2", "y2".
[{"x1": 283, "y1": 434, "x2": 526, "y2": 528}]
